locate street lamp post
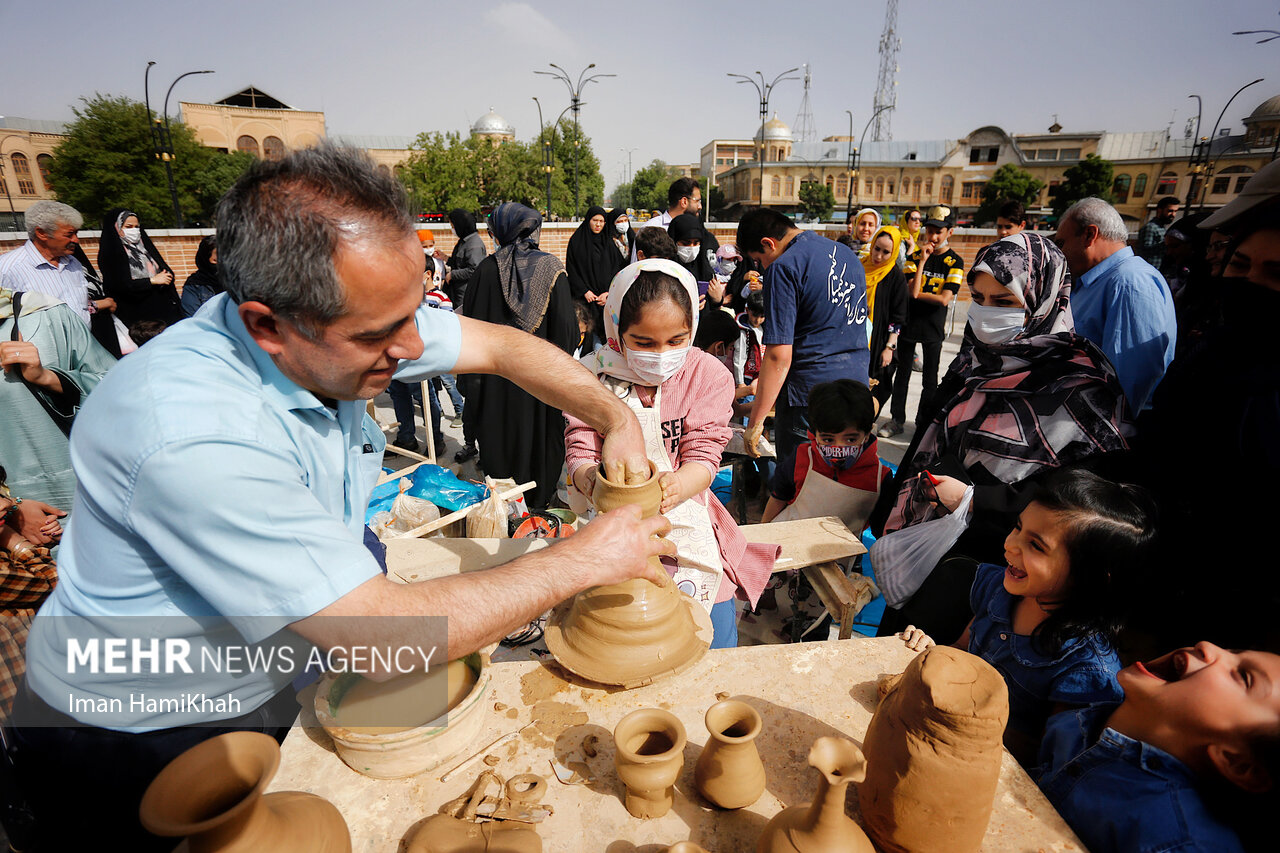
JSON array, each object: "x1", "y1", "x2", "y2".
[
  {"x1": 620, "y1": 146, "x2": 637, "y2": 208},
  {"x1": 536, "y1": 63, "x2": 615, "y2": 218},
  {"x1": 844, "y1": 110, "x2": 855, "y2": 219},
  {"x1": 1185, "y1": 79, "x2": 1264, "y2": 210},
  {"x1": 853, "y1": 105, "x2": 894, "y2": 209},
  {"x1": 728, "y1": 67, "x2": 800, "y2": 208},
  {"x1": 532, "y1": 97, "x2": 552, "y2": 220},
  {"x1": 145, "y1": 63, "x2": 213, "y2": 227}
]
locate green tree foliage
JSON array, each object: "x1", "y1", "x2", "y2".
[
  {"x1": 976, "y1": 164, "x2": 1045, "y2": 225},
  {"x1": 47, "y1": 94, "x2": 254, "y2": 227},
  {"x1": 613, "y1": 159, "x2": 681, "y2": 214},
  {"x1": 1050, "y1": 154, "x2": 1114, "y2": 217},
  {"x1": 400, "y1": 117, "x2": 605, "y2": 220},
  {"x1": 798, "y1": 181, "x2": 836, "y2": 221}
]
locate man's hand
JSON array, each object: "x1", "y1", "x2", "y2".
[
  {"x1": 0, "y1": 332, "x2": 61, "y2": 393},
  {"x1": 920, "y1": 241, "x2": 936, "y2": 261},
  {"x1": 151, "y1": 270, "x2": 174, "y2": 286},
  {"x1": 568, "y1": 504, "x2": 675, "y2": 587},
  {"x1": 743, "y1": 422, "x2": 764, "y2": 458},
  {"x1": 600, "y1": 415, "x2": 648, "y2": 485},
  {"x1": 8, "y1": 499, "x2": 66, "y2": 545}
]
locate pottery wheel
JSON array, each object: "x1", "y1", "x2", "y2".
[{"x1": 545, "y1": 587, "x2": 713, "y2": 689}]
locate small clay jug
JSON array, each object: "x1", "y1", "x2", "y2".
[
  {"x1": 139, "y1": 730, "x2": 351, "y2": 852},
  {"x1": 694, "y1": 699, "x2": 766, "y2": 809},
  {"x1": 614, "y1": 707, "x2": 688, "y2": 819},
  {"x1": 756, "y1": 737, "x2": 873, "y2": 853}
]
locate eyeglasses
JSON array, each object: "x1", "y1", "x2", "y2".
[{"x1": 1207, "y1": 239, "x2": 1232, "y2": 251}]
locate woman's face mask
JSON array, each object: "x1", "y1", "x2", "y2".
[
  {"x1": 122, "y1": 227, "x2": 142, "y2": 245},
  {"x1": 676, "y1": 244, "x2": 700, "y2": 264},
  {"x1": 967, "y1": 304, "x2": 1026, "y2": 345},
  {"x1": 615, "y1": 219, "x2": 630, "y2": 234}
]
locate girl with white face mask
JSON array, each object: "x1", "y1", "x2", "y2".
[{"x1": 566, "y1": 259, "x2": 780, "y2": 649}]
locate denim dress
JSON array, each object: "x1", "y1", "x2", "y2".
[
  {"x1": 1034, "y1": 704, "x2": 1245, "y2": 853},
  {"x1": 967, "y1": 563, "x2": 1123, "y2": 739}
]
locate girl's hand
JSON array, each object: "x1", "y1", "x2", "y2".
[
  {"x1": 898, "y1": 625, "x2": 935, "y2": 652},
  {"x1": 658, "y1": 472, "x2": 683, "y2": 514},
  {"x1": 571, "y1": 464, "x2": 598, "y2": 500}
]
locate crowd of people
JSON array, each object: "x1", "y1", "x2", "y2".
[{"x1": 0, "y1": 143, "x2": 1276, "y2": 850}]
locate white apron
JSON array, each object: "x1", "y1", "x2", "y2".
[
  {"x1": 774, "y1": 445, "x2": 883, "y2": 535},
  {"x1": 624, "y1": 384, "x2": 724, "y2": 613}
]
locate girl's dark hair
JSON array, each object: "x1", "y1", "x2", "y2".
[
  {"x1": 618, "y1": 270, "x2": 691, "y2": 335},
  {"x1": 1027, "y1": 467, "x2": 1158, "y2": 654},
  {"x1": 808, "y1": 379, "x2": 875, "y2": 435},
  {"x1": 573, "y1": 300, "x2": 594, "y2": 334}
]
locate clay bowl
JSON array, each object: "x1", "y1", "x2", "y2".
[{"x1": 314, "y1": 652, "x2": 491, "y2": 780}]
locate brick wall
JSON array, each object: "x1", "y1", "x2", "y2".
[{"x1": 1, "y1": 224, "x2": 1006, "y2": 302}]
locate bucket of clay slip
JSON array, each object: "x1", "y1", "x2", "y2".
[{"x1": 314, "y1": 652, "x2": 491, "y2": 780}]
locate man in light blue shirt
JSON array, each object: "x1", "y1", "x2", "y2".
[
  {"x1": 13, "y1": 145, "x2": 671, "y2": 851},
  {"x1": 0, "y1": 200, "x2": 96, "y2": 325},
  {"x1": 1056, "y1": 197, "x2": 1176, "y2": 412}
]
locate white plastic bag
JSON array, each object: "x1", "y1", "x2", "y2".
[{"x1": 870, "y1": 485, "x2": 974, "y2": 609}]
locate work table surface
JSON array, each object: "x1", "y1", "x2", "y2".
[{"x1": 272, "y1": 637, "x2": 1085, "y2": 852}]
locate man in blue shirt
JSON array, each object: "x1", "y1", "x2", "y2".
[
  {"x1": 12, "y1": 145, "x2": 670, "y2": 851},
  {"x1": 1055, "y1": 197, "x2": 1176, "y2": 412},
  {"x1": 735, "y1": 208, "x2": 869, "y2": 461},
  {"x1": 1036, "y1": 642, "x2": 1279, "y2": 853}
]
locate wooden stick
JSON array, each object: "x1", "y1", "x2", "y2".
[
  {"x1": 392, "y1": 481, "x2": 537, "y2": 540},
  {"x1": 421, "y1": 380, "x2": 437, "y2": 465}
]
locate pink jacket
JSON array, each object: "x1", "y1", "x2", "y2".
[{"x1": 565, "y1": 348, "x2": 777, "y2": 606}]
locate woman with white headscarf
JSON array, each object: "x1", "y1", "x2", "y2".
[{"x1": 97, "y1": 209, "x2": 181, "y2": 330}]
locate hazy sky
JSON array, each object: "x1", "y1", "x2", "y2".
[{"x1": 3, "y1": 0, "x2": 1277, "y2": 199}]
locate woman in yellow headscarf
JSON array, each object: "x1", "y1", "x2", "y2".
[{"x1": 861, "y1": 225, "x2": 909, "y2": 412}]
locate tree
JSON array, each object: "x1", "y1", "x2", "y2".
[
  {"x1": 616, "y1": 159, "x2": 680, "y2": 214},
  {"x1": 798, "y1": 181, "x2": 836, "y2": 221},
  {"x1": 1050, "y1": 154, "x2": 1114, "y2": 217},
  {"x1": 976, "y1": 164, "x2": 1045, "y2": 225},
  {"x1": 47, "y1": 94, "x2": 253, "y2": 227}
]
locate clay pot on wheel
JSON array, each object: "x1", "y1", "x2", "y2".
[
  {"x1": 139, "y1": 730, "x2": 351, "y2": 852},
  {"x1": 546, "y1": 461, "x2": 712, "y2": 688},
  {"x1": 665, "y1": 844, "x2": 710, "y2": 853},
  {"x1": 694, "y1": 700, "x2": 766, "y2": 809},
  {"x1": 614, "y1": 708, "x2": 688, "y2": 819},
  {"x1": 756, "y1": 736, "x2": 873, "y2": 853}
]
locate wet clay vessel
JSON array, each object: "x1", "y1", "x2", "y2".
[
  {"x1": 614, "y1": 707, "x2": 688, "y2": 819},
  {"x1": 139, "y1": 730, "x2": 351, "y2": 853},
  {"x1": 546, "y1": 461, "x2": 712, "y2": 688},
  {"x1": 756, "y1": 737, "x2": 873, "y2": 853},
  {"x1": 694, "y1": 700, "x2": 766, "y2": 809},
  {"x1": 406, "y1": 814, "x2": 542, "y2": 852},
  {"x1": 858, "y1": 646, "x2": 1009, "y2": 853},
  {"x1": 665, "y1": 844, "x2": 710, "y2": 853}
]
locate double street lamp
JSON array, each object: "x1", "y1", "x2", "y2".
[
  {"x1": 532, "y1": 97, "x2": 575, "y2": 220},
  {"x1": 1184, "y1": 78, "x2": 1264, "y2": 210},
  {"x1": 144, "y1": 62, "x2": 213, "y2": 227},
  {"x1": 728, "y1": 68, "x2": 800, "y2": 207},
  {"x1": 535, "y1": 63, "x2": 614, "y2": 219}
]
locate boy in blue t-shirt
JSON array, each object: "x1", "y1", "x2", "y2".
[{"x1": 1035, "y1": 642, "x2": 1280, "y2": 853}]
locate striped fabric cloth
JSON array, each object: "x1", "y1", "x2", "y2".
[{"x1": 0, "y1": 241, "x2": 91, "y2": 325}]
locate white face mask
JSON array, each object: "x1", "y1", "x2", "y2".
[
  {"x1": 967, "y1": 304, "x2": 1026, "y2": 345},
  {"x1": 625, "y1": 346, "x2": 690, "y2": 386},
  {"x1": 615, "y1": 220, "x2": 630, "y2": 234},
  {"x1": 718, "y1": 261, "x2": 737, "y2": 276},
  {"x1": 122, "y1": 227, "x2": 142, "y2": 244},
  {"x1": 676, "y1": 244, "x2": 700, "y2": 264}
]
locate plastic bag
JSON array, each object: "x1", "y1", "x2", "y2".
[
  {"x1": 466, "y1": 478, "x2": 509, "y2": 539},
  {"x1": 870, "y1": 485, "x2": 974, "y2": 609},
  {"x1": 365, "y1": 464, "x2": 487, "y2": 523},
  {"x1": 367, "y1": 490, "x2": 443, "y2": 539}
]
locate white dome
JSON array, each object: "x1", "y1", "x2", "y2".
[
  {"x1": 471, "y1": 107, "x2": 514, "y2": 136},
  {"x1": 754, "y1": 114, "x2": 793, "y2": 143}
]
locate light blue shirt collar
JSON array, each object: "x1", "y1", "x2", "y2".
[
  {"x1": 216, "y1": 293, "x2": 334, "y2": 415},
  {"x1": 1077, "y1": 246, "x2": 1134, "y2": 290}
]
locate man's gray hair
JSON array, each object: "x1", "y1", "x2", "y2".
[
  {"x1": 216, "y1": 143, "x2": 414, "y2": 338},
  {"x1": 25, "y1": 201, "x2": 83, "y2": 239},
  {"x1": 1061, "y1": 197, "x2": 1129, "y2": 243}
]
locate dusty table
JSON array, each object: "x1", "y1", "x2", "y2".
[{"x1": 272, "y1": 638, "x2": 1084, "y2": 852}]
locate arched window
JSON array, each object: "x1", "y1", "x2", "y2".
[
  {"x1": 1133, "y1": 173, "x2": 1148, "y2": 197},
  {"x1": 875, "y1": 177, "x2": 884, "y2": 201},
  {"x1": 886, "y1": 178, "x2": 895, "y2": 197},
  {"x1": 940, "y1": 175, "x2": 953, "y2": 204},
  {"x1": 1112, "y1": 174, "x2": 1131, "y2": 204},
  {"x1": 1155, "y1": 171, "x2": 1177, "y2": 195},
  {"x1": 1218, "y1": 165, "x2": 1255, "y2": 194},
  {"x1": 10, "y1": 153, "x2": 35, "y2": 195},
  {"x1": 785, "y1": 176, "x2": 795, "y2": 197},
  {"x1": 912, "y1": 177, "x2": 922, "y2": 202},
  {"x1": 824, "y1": 175, "x2": 834, "y2": 191},
  {"x1": 864, "y1": 178, "x2": 873, "y2": 195},
  {"x1": 752, "y1": 179, "x2": 761, "y2": 200},
  {"x1": 237, "y1": 135, "x2": 259, "y2": 156},
  {"x1": 770, "y1": 175, "x2": 781, "y2": 198},
  {"x1": 836, "y1": 175, "x2": 848, "y2": 198},
  {"x1": 36, "y1": 154, "x2": 54, "y2": 192},
  {"x1": 924, "y1": 177, "x2": 933, "y2": 198},
  {"x1": 262, "y1": 136, "x2": 285, "y2": 161},
  {"x1": 377, "y1": 165, "x2": 391, "y2": 177}
]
